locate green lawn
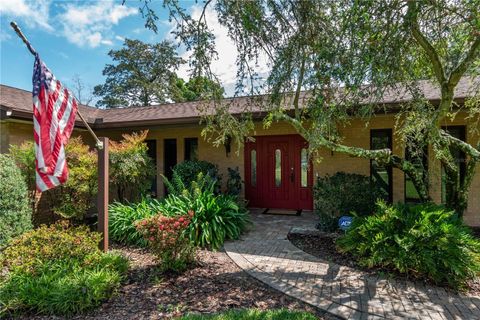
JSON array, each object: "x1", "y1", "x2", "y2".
[{"x1": 180, "y1": 309, "x2": 317, "y2": 320}]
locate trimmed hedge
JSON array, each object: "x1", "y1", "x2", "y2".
[{"x1": 0, "y1": 154, "x2": 32, "y2": 247}]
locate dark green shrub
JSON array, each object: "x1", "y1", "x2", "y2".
[
  {"x1": 337, "y1": 202, "x2": 480, "y2": 289},
  {"x1": 0, "y1": 222, "x2": 128, "y2": 316},
  {"x1": 314, "y1": 172, "x2": 386, "y2": 231},
  {"x1": 160, "y1": 175, "x2": 250, "y2": 250},
  {"x1": 172, "y1": 160, "x2": 221, "y2": 193},
  {"x1": 226, "y1": 167, "x2": 243, "y2": 197},
  {"x1": 0, "y1": 154, "x2": 32, "y2": 247},
  {"x1": 109, "y1": 198, "x2": 162, "y2": 246}
]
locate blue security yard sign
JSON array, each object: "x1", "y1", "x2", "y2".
[{"x1": 338, "y1": 216, "x2": 353, "y2": 231}]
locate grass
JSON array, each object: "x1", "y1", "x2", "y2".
[{"x1": 180, "y1": 309, "x2": 318, "y2": 320}]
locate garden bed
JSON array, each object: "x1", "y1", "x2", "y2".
[
  {"x1": 288, "y1": 231, "x2": 480, "y2": 296},
  {"x1": 18, "y1": 246, "x2": 333, "y2": 319}
]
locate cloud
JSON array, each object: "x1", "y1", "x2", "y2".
[
  {"x1": 0, "y1": 0, "x2": 53, "y2": 31},
  {"x1": 176, "y1": 5, "x2": 270, "y2": 95},
  {"x1": 58, "y1": 1, "x2": 137, "y2": 48}
]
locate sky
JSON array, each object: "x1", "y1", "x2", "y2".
[{"x1": 0, "y1": 0, "x2": 269, "y2": 105}]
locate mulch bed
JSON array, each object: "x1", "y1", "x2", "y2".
[
  {"x1": 21, "y1": 246, "x2": 336, "y2": 320},
  {"x1": 288, "y1": 232, "x2": 480, "y2": 296}
]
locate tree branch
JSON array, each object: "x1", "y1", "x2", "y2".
[
  {"x1": 440, "y1": 129, "x2": 480, "y2": 160},
  {"x1": 407, "y1": 1, "x2": 446, "y2": 85},
  {"x1": 279, "y1": 114, "x2": 430, "y2": 200},
  {"x1": 448, "y1": 36, "x2": 480, "y2": 87}
]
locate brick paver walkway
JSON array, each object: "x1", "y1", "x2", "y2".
[{"x1": 224, "y1": 210, "x2": 480, "y2": 319}]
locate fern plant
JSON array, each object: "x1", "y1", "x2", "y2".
[
  {"x1": 337, "y1": 201, "x2": 480, "y2": 289},
  {"x1": 161, "y1": 174, "x2": 250, "y2": 250}
]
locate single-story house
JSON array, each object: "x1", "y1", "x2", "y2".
[{"x1": 1, "y1": 79, "x2": 479, "y2": 226}]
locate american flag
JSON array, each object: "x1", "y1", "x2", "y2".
[{"x1": 33, "y1": 54, "x2": 78, "y2": 192}]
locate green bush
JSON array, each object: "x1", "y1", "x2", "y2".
[
  {"x1": 314, "y1": 172, "x2": 386, "y2": 231},
  {"x1": 0, "y1": 154, "x2": 32, "y2": 247},
  {"x1": 109, "y1": 130, "x2": 155, "y2": 202},
  {"x1": 0, "y1": 222, "x2": 128, "y2": 316},
  {"x1": 161, "y1": 174, "x2": 250, "y2": 250},
  {"x1": 226, "y1": 167, "x2": 243, "y2": 197},
  {"x1": 337, "y1": 202, "x2": 480, "y2": 289},
  {"x1": 9, "y1": 139, "x2": 97, "y2": 221},
  {"x1": 136, "y1": 213, "x2": 195, "y2": 272},
  {"x1": 109, "y1": 198, "x2": 162, "y2": 246},
  {"x1": 172, "y1": 160, "x2": 221, "y2": 193}
]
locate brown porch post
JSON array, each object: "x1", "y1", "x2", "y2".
[{"x1": 98, "y1": 137, "x2": 109, "y2": 252}]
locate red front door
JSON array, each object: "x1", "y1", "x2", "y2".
[{"x1": 245, "y1": 135, "x2": 313, "y2": 210}]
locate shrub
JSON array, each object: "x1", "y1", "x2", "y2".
[
  {"x1": 9, "y1": 138, "x2": 97, "y2": 221},
  {"x1": 0, "y1": 222, "x2": 128, "y2": 316},
  {"x1": 109, "y1": 198, "x2": 162, "y2": 246},
  {"x1": 0, "y1": 154, "x2": 32, "y2": 247},
  {"x1": 314, "y1": 172, "x2": 386, "y2": 231},
  {"x1": 136, "y1": 213, "x2": 195, "y2": 272},
  {"x1": 226, "y1": 166, "x2": 243, "y2": 197},
  {"x1": 172, "y1": 160, "x2": 221, "y2": 193},
  {"x1": 160, "y1": 175, "x2": 250, "y2": 250},
  {"x1": 110, "y1": 130, "x2": 155, "y2": 202},
  {"x1": 52, "y1": 137, "x2": 97, "y2": 219},
  {"x1": 337, "y1": 201, "x2": 480, "y2": 289}
]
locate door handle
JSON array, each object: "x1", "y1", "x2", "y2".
[{"x1": 290, "y1": 167, "x2": 294, "y2": 182}]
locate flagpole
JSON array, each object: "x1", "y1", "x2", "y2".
[
  {"x1": 10, "y1": 21, "x2": 109, "y2": 252},
  {"x1": 9, "y1": 21, "x2": 103, "y2": 150}
]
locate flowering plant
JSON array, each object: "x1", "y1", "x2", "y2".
[{"x1": 136, "y1": 210, "x2": 195, "y2": 272}]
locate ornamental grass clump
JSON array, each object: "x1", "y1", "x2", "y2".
[
  {"x1": 136, "y1": 211, "x2": 195, "y2": 272},
  {"x1": 337, "y1": 201, "x2": 480, "y2": 289}
]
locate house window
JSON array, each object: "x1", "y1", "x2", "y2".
[
  {"x1": 275, "y1": 149, "x2": 282, "y2": 187},
  {"x1": 370, "y1": 129, "x2": 393, "y2": 202},
  {"x1": 145, "y1": 140, "x2": 158, "y2": 198},
  {"x1": 184, "y1": 138, "x2": 198, "y2": 161},
  {"x1": 251, "y1": 149, "x2": 257, "y2": 187},
  {"x1": 301, "y1": 148, "x2": 308, "y2": 187},
  {"x1": 404, "y1": 143, "x2": 428, "y2": 202},
  {"x1": 441, "y1": 126, "x2": 466, "y2": 203}
]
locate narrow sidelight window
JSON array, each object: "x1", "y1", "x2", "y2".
[
  {"x1": 251, "y1": 149, "x2": 257, "y2": 186},
  {"x1": 145, "y1": 140, "x2": 158, "y2": 197},
  {"x1": 404, "y1": 142, "x2": 428, "y2": 202},
  {"x1": 441, "y1": 126, "x2": 466, "y2": 203},
  {"x1": 164, "y1": 139, "x2": 177, "y2": 196},
  {"x1": 301, "y1": 148, "x2": 308, "y2": 187},
  {"x1": 275, "y1": 149, "x2": 282, "y2": 187},
  {"x1": 370, "y1": 129, "x2": 393, "y2": 202},
  {"x1": 184, "y1": 138, "x2": 198, "y2": 161}
]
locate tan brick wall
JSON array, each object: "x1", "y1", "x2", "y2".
[{"x1": 3, "y1": 114, "x2": 480, "y2": 226}]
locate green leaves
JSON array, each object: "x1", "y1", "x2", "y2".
[
  {"x1": 0, "y1": 154, "x2": 32, "y2": 247},
  {"x1": 314, "y1": 172, "x2": 386, "y2": 232},
  {"x1": 337, "y1": 201, "x2": 480, "y2": 289},
  {"x1": 109, "y1": 198, "x2": 162, "y2": 246},
  {"x1": 160, "y1": 173, "x2": 250, "y2": 250},
  {"x1": 0, "y1": 223, "x2": 128, "y2": 316},
  {"x1": 94, "y1": 38, "x2": 184, "y2": 108}
]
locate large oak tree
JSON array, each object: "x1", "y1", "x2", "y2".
[
  {"x1": 94, "y1": 39, "x2": 183, "y2": 108},
  {"x1": 137, "y1": 0, "x2": 480, "y2": 216}
]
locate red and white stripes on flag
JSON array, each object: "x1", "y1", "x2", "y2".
[{"x1": 32, "y1": 54, "x2": 78, "y2": 192}]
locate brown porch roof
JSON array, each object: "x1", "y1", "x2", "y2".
[{"x1": 1, "y1": 77, "x2": 478, "y2": 128}]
